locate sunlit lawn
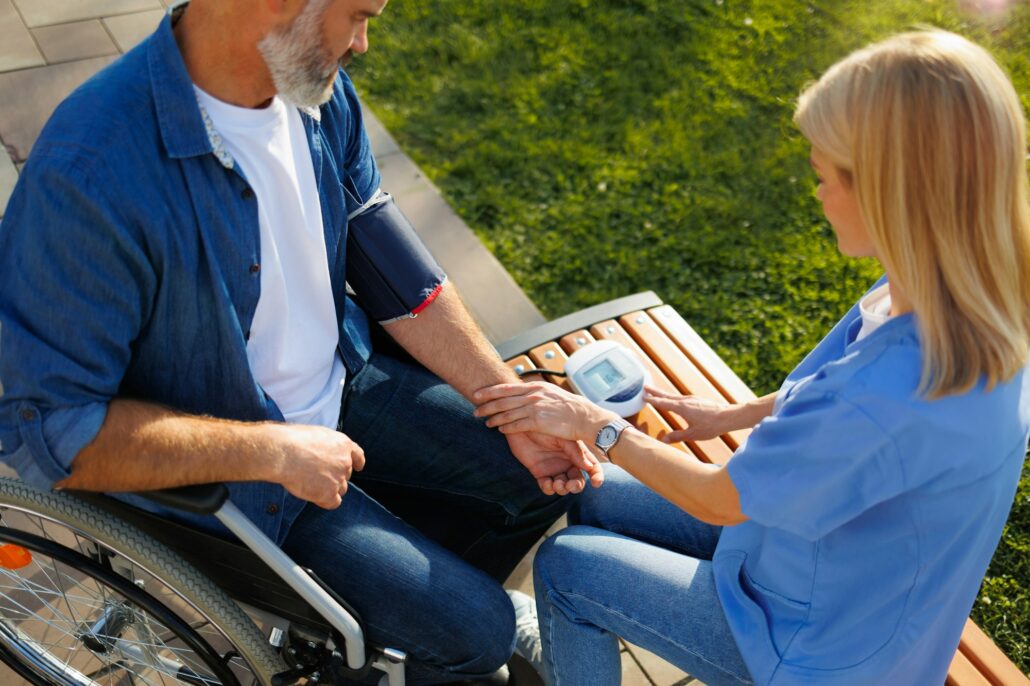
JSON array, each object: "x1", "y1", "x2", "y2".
[{"x1": 352, "y1": 0, "x2": 1030, "y2": 670}]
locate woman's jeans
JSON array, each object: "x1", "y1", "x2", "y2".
[
  {"x1": 281, "y1": 353, "x2": 573, "y2": 685},
  {"x1": 533, "y1": 464, "x2": 753, "y2": 686}
]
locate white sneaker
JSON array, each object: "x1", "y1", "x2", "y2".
[{"x1": 506, "y1": 589, "x2": 544, "y2": 677}]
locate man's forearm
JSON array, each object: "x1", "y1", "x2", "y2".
[
  {"x1": 404, "y1": 285, "x2": 604, "y2": 493},
  {"x1": 57, "y1": 399, "x2": 281, "y2": 492},
  {"x1": 383, "y1": 283, "x2": 518, "y2": 400}
]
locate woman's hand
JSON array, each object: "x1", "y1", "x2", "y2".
[
  {"x1": 473, "y1": 381, "x2": 615, "y2": 443},
  {"x1": 645, "y1": 386, "x2": 737, "y2": 442}
]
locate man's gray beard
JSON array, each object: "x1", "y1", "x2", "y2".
[{"x1": 257, "y1": 0, "x2": 336, "y2": 108}]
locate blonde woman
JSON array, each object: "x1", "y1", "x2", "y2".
[{"x1": 475, "y1": 31, "x2": 1030, "y2": 685}]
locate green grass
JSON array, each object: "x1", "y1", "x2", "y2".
[{"x1": 350, "y1": 0, "x2": 1030, "y2": 671}]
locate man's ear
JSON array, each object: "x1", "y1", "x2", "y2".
[{"x1": 265, "y1": 0, "x2": 305, "y2": 23}]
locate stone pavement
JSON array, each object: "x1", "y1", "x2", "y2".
[{"x1": 0, "y1": 2, "x2": 700, "y2": 684}]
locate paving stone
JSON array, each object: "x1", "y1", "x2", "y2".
[
  {"x1": 505, "y1": 515, "x2": 565, "y2": 593},
  {"x1": 0, "y1": 55, "x2": 118, "y2": 162},
  {"x1": 103, "y1": 8, "x2": 165, "y2": 53},
  {"x1": 625, "y1": 642, "x2": 694, "y2": 685},
  {"x1": 12, "y1": 0, "x2": 160, "y2": 28},
  {"x1": 0, "y1": 144, "x2": 17, "y2": 217},
  {"x1": 0, "y1": 0, "x2": 45, "y2": 73},
  {"x1": 623, "y1": 646, "x2": 657, "y2": 686},
  {"x1": 32, "y1": 19, "x2": 117, "y2": 64}
]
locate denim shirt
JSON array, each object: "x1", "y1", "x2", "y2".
[{"x1": 0, "y1": 11, "x2": 379, "y2": 543}]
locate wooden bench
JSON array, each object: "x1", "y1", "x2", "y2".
[{"x1": 496, "y1": 292, "x2": 1029, "y2": 686}]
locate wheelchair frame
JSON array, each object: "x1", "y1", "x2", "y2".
[
  {"x1": 0, "y1": 481, "x2": 407, "y2": 686},
  {"x1": 0, "y1": 292, "x2": 673, "y2": 686}
]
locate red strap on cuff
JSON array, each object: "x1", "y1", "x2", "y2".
[{"x1": 411, "y1": 282, "x2": 444, "y2": 315}]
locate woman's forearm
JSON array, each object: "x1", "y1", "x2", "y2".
[
  {"x1": 605, "y1": 426, "x2": 746, "y2": 526},
  {"x1": 725, "y1": 392, "x2": 778, "y2": 431}
]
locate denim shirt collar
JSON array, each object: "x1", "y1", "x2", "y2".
[
  {"x1": 148, "y1": 10, "x2": 212, "y2": 161},
  {"x1": 147, "y1": 7, "x2": 323, "y2": 169}
]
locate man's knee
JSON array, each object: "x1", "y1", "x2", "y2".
[{"x1": 426, "y1": 585, "x2": 515, "y2": 677}]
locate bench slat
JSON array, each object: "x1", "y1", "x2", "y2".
[
  {"x1": 506, "y1": 355, "x2": 541, "y2": 381},
  {"x1": 949, "y1": 648, "x2": 996, "y2": 686},
  {"x1": 649, "y1": 305, "x2": 758, "y2": 405},
  {"x1": 528, "y1": 343, "x2": 576, "y2": 392},
  {"x1": 618, "y1": 312, "x2": 737, "y2": 462},
  {"x1": 646, "y1": 306, "x2": 755, "y2": 450},
  {"x1": 587, "y1": 319, "x2": 728, "y2": 462},
  {"x1": 558, "y1": 331, "x2": 592, "y2": 353},
  {"x1": 588, "y1": 319, "x2": 679, "y2": 396},
  {"x1": 957, "y1": 619, "x2": 1030, "y2": 686}
]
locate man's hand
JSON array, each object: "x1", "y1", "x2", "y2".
[
  {"x1": 475, "y1": 381, "x2": 611, "y2": 441},
  {"x1": 264, "y1": 424, "x2": 366, "y2": 509},
  {"x1": 504, "y1": 431, "x2": 604, "y2": 496}
]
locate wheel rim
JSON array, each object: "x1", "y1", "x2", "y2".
[{"x1": 0, "y1": 505, "x2": 265, "y2": 685}]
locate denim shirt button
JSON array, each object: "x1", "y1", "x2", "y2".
[
  {"x1": 241, "y1": 188, "x2": 254, "y2": 200},
  {"x1": 249, "y1": 263, "x2": 261, "y2": 274},
  {"x1": 266, "y1": 503, "x2": 279, "y2": 515},
  {"x1": 19, "y1": 409, "x2": 34, "y2": 421}
]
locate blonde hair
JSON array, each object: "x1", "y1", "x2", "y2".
[{"x1": 795, "y1": 31, "x2": 1030, "y2": 398}]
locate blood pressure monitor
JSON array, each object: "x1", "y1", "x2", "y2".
[{"x1": 564, "y1": 341, "x2": 651, "y2": 417}]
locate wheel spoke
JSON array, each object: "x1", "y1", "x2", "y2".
[
  {"x1": 0, "y1": 586, "x2": 85, "y2": 644},
  {"x1": 85, "y1": 659, "x2": 128, "y2": 681},
  {"x1": 0, "y1": 496, "x2": 266, "y2": 686},
  {"x1": 5, "y1": 564, "x2": 86, "y2": 631}
]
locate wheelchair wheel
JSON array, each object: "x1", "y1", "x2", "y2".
[{"x1": 0, "y1": 478, "x2": 284, "y2": 685}]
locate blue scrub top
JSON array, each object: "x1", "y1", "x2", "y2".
[{"x1": 715, "y1": 279, "x2": 1029, "y2": 685}]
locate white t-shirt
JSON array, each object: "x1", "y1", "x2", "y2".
[
  {"x1": 194, "y1": 88, "x2": 346, "y2": 428},
  {"x1": 855, "y1": 283, "x2": 893, "y2": 342}
]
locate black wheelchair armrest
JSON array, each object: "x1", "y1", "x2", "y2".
[{"x1": 134, "y1": 483, "x2": 229, "y2": 515}]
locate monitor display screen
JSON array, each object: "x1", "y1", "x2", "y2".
[{"x1": 584, "y1": 359, "x2": 625, "y2": 395}]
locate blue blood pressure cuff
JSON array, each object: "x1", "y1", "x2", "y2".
[{"x1": 346, "y1": 190, "x2": 447, "y2": 324}]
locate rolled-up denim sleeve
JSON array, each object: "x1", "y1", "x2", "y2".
[
  {"x1": 4, "y1": 405, "x2": 108, "y2": 488},
  {"x1": 0, "y1": 147, "x2": 154, "y2": 488},
  {"x1": 335, "y1": 70, "x2": 380, "y2": 211}
]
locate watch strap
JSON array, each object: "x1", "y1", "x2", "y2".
[{"x1": 595, "y1": 417, "x2": 632, "y2": 459}]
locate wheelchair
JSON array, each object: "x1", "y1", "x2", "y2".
[{"x1": 0, "y1": 477, "x2": 407, "y2": 686}]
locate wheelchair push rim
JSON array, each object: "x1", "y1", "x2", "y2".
[
  {"x1": 0, "y1": 523, "x2": 241, "y2": 686},
  {"x1": 0, "y1": 488, "x2": 280, "y2": 686}
]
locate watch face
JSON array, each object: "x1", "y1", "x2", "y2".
[{"x1": 597, "y1": 426, "x2": 618, "y2": 447}]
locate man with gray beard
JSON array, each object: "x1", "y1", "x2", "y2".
[{"x1": 0, "y1": 0, "x2": 603, "y2": 683}]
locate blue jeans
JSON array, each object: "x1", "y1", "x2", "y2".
[
  {"x1": 533, "y1": 465, "x2": 753, "y2": 686},
  {"x1": 282, "y1": 353, "x2": 573, "y2": 685}
]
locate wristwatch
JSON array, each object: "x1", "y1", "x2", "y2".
[{"x1": 594, "y1": 418, "x2": 632, "y2": 461}]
